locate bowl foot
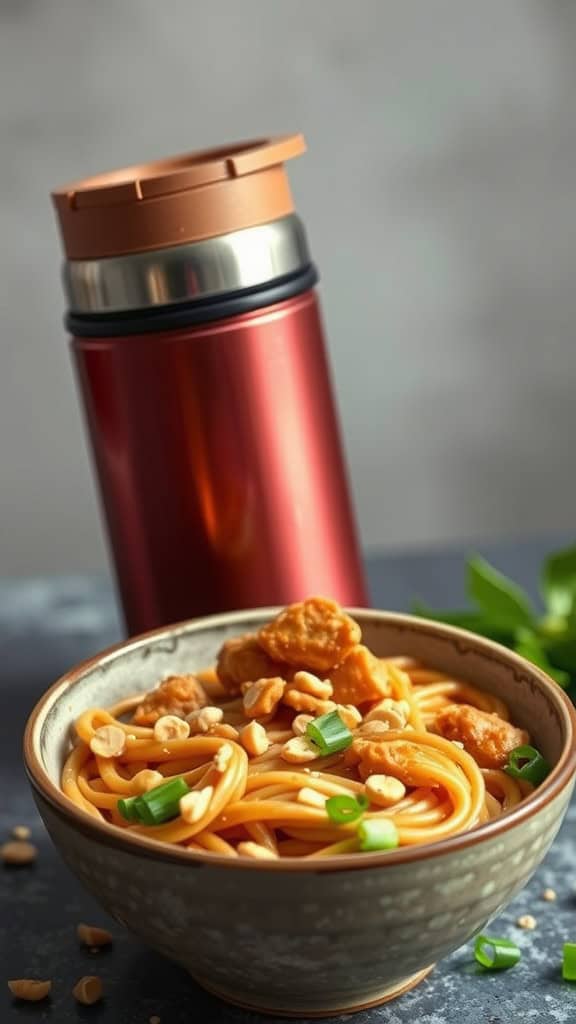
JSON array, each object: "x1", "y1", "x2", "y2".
[{"x1": 193, "y1": 964, "x2": 435, "y2": 1018}]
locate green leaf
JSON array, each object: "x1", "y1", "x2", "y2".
[
  {"x1": 541, "y1": 543, "x2": 576, "y2": 618},
  {"x1": 467, "y1": 555, "x2": 535, "y2": 631},
  {"x1": 513, "y1": 627, "x2": 570, "y2": 688}
]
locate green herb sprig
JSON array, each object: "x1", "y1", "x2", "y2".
[{"x1": 413, "y1": 544, "x2": 576, "y2": 700}]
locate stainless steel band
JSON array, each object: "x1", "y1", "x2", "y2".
[{"x1": 63, "y1": 214, "x2": 311, "y2": 315}]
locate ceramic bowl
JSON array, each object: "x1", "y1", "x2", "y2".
[{"x1": 24, "y1": 609, "x2": 576, "y2": 1017}]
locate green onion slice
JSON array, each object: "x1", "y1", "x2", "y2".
[
  {"x1": 563, "y1": 942, "x2": 576, "y2": 982},
  {"x1": 325, "y1": 793, "x2": 369, "y2": 825},
  {"x1": 118, "y1": 777, "x2": 190, "y2": 826},
  {"x1": 306, "y1": 710, "x2": 353, "y2": 756},
  {"x1": 117, "y1": 795, "x2": 142, "y2": 822},
  {"x1": 504, "y1": 744, "x2": 550, "y2": 785},
  {"x1": 474, "y1": 934, "x2": 521, "y2": 970},
  {"x1": 357, "y1": 818, "x2": 399, "y2": 852}
]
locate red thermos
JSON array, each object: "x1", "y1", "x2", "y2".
[{"x1": 51, "y1": 135, "x2": 367, "y2": 635}]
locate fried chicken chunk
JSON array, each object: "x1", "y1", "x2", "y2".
[
  {"x1": 433, "y1": 703, "x2": 529, "y2": 769},
  {"x1": 132, "y1": 674, "x2": 207, "y2": 726},
  {"x1": 258, "y1": 597, "x2": 361, "y2": 672}
]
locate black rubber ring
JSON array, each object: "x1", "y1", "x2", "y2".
[{"x1": 66, "y1": 264, "x2": 319, "y2": 338}]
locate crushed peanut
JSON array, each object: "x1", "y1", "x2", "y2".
[
  {"x1": 365, "y1": 774, "x2": 407, "y2": 807},
  {"x1": 210, "y1": 723, "x2": 239, "y2": 740},
  {"x1": 180, "y1": 786, "x2": 214, "y2": 824},
  {"x1": 8, "y1": 979, "x2": 52, "y2": 1002},
  {"x1": 132, "y1": 769, "x2": 164, "y2": 794},
  {"x1": 542, "y1": 887, "x2": 557, "y2": 902},
  {"x1": 90, "y1": 724, "x2": 126, "y2": 759},
  {"x1": 292, "y1": 713, "x2": 314, "y2": 736},
  {"x1": 282, "y1": 688, "x2": 335, "y2": 715},
  {"x1": 187, "y1": 706, "x2": 223, "y2": 733},
  {"x1": 213, "y1": 743, "x2": 234, "y2": 773},
  {"x1": 364, "y1": 698, "x2": 410, "y2": 730},
  {"x1": 297, "y1": 787, "x2": 327, "y2": 809},
  {"x1": 334, "y1": 704, "x2": 362, "y2": 730},
  {"x1": 243, "y1": 677, "x2": 285, "y2": 719},
  {"x1": 11, "y1": 825, "x2": 31, "y2": 841},
  {"x1": 281, "y1": 736, "x2": 319, "y2": 764},
  {"x1": 240, "y1": 721, "x2": 270, "y2": 757},
  {"x1": 1, "y1": 840, "x2": 38, "y2": 865},
  {"x1": 517, "y1": 914, "x2": 537, "y2": 930},
  {"x1": 291, "y1": 671, "x2": 333, "y2": 700},
  {"x1": 153, "y1": 714, "x2": 190, "y2": 742},
  {"x1": 77, "y1": 923, "x2": 113, "y2": 947},
  {"x1": 237, "y1": 841, "x2": 279, "y2": 859},
  {"x1": 73, "y1": 975, "x2": 103, "y2": 1005}
]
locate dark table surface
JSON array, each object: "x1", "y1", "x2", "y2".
[{"x1": 1, "y1": 537, "x2": 575, "y2": 1024}]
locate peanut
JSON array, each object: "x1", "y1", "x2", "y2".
[
  {"x1": 243, "y1": 677, "x2": 285, "y2": 719},
  {"x1": 292, "y1": 713, "x2": 314, "y2": 736},
  {"x1": 210, "y1": 723, "x2": 239, "y2": 740},
  {"x1": 281, "y1": 736, "x2": 319, "y2": 764},
  {"x1": 335, "y1": 704, "x2": 362, "y2": 730},
  {"x1": 187, "y1": 706, "x2": 223, "y2": 733},
  {"x1": 517, "y1": 914, "x2": 537, "y2": 930},
  {"x1": 11, "y1": 825, "x2": 31, "y2": 840},
  {"x1": 2, "y1": 841, "x2": 38, "y2": 865},
  {"x1": 240, "y1": 721, "x2": 270, "y2": 757},
  {"x1": 73, "y1": 975, "x2": 103, "y2": 1005},
  {"x1": 8, "y1": 979, "x2": 51, "y2": 1002},
  {"x1": 542, "y1": 888, "x2": 557, "y2": 902},
  {"x1": 77, "y1": 923, "x2": 113, "y2": 948},
  {"x1": 292, "y1": 671, "x2": 333, "y2": 700},
  {"x1": 237, "y1": 841, "x2": 278, "y2": 860},
  {"x1": 297, "y1": 787, "x2": 327, "y2": 809},
  {"x1": 179, "y1": 786, "x2": 214, "y2": 824},
  {"x1": 364, "y1": 698, "x2": 409, "y2": 730},
  {"x1": 153, "y1": 714, "x2": 190, "y2": 742},
  {"x1": 90, "y1": 724, "x2": 126, "y2": 759},
  {"x1": 213, "y1": 743, "x2": 234, "y2": 773},
  {"x1": 365, "y1": 774, "x2": 407, "y2": 807},
  {"x1": 131, "y1": 769, "x2": 164, "y2": 794}
]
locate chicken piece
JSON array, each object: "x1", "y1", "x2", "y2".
[
  {"x1": 132, "y1": 675, "x2": 207, "y2": 726},
  {"x1": 330, "y1": 645, "x2": 390, "y2": 706},
  {"x1": 433, "y1": 703, "x2": 529, "y2": 769},
  {"x1": 216, "y1": 633, "x2": 288, "y2": 696},
  {"x1": 346, "y1": 737, "x2": 435, "y2": 786},
  {"x1": 258, "y1": 597, "x2": 361, "y2": 672}
]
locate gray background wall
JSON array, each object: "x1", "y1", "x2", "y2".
[{"x1": 2, "y1": 0, "x2": 576, "y2": 574}]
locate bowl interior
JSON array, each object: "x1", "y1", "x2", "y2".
[{"x1": 36, "y1": 609, "x2": 571, "y2": 793}]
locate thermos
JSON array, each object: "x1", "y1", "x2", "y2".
[{"x1": 51, "y1": 135, "x2": 367, "y2": 635}]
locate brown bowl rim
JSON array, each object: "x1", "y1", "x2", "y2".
[{"x1": 24, "y1": 607, "x2": 576, "y2": 873}]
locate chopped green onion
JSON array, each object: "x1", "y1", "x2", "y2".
[
  {"x1": 505, "y1": 744, "x2": 550, "y2": 785},
  {"x1": 306, "y1": 711, "x2": 353, "y2": 756},
  {"x1": 325, "y1": 794, "x2": 369, "y2": 825},
  {"x1": 119, "y1": 777, "x2": 190, "y2": 826},
  {"x1": 357, "y1": 818, "x2": 399, "y2": 852},
  {"x1": 474, "y1": 934, "x2": 521, "y2": 970},
  {"x1": 117, "y1": 795, "x2": 142, "y2": 822},
  {"x1": 563, "y1": 942, "x2": 576, "y2": 982}
]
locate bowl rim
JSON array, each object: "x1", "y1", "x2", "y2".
[{"x1": 24, "y1": 607, "x2": 576, "y2": 872}]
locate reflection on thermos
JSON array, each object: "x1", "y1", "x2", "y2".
[{"x1": 51, "y1": 135, "x2": 368, "y2": 635}]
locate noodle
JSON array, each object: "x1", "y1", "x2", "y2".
[{"x1": 60, "y1": 598, "x2": 537, "y2": 859}]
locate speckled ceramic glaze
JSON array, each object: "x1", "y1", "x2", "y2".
[{"x1": 24, "y1": 610, "x2": 576, "y2": 1017}]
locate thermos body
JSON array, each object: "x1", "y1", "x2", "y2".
[{"x1": 52, "y1": 136, "x2": 367, "y2": 634}]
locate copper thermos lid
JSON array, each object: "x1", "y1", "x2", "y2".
[{"x1": 51, "y1": 134, "x2": 306, "y2": 261}]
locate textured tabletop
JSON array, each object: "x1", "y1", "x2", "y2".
[{"x1": 1, "y1": 539, "x2": 575, "y2": 1024}]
